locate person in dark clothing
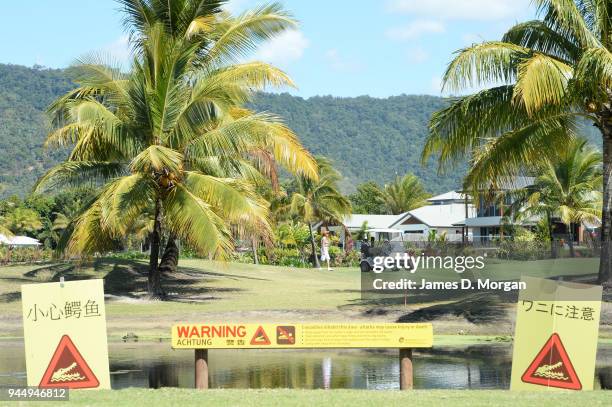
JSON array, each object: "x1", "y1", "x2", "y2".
[{"x1": 360, "y1": 239, "x2": 370, "y2": 258}]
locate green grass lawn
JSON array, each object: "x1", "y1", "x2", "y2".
[
  {"x1": 0, "y1": 257, "x2": 607, "y2": 340},
  {"x1": 24, "y1": 388, "x2": 611, "y2": 407}
]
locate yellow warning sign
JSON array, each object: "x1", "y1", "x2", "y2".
[
  {"x1": 510, "y1": 276, "x2": 602, "y2": 391},
  {"x1": 172, "y1": 323, "x2": 433, "y2": 349},
  {"x1": 21, "y1": 279, "x2": 110, "y2": 389}
]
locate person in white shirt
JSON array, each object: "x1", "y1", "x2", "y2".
[{"x1": 320, "y1": 230, "x2": 333, "y2": 271}]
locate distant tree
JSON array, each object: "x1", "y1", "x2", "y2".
[
  {"x1": 507, "y1": 139, "x2": 602, "y2": 258},
  {"x1": 5, "y1": 208, "x2": 43, "y2": 235},
  {"x1": 349, "y1": 182, "x2": 386, "y2": 214},
  {"x1": 383, "y1": 174, "x2": 431, "y2": 215},
  {"x1": 51, "y1": 213, "x2": 70, "y2": 233},
  {"x1": 0, "y1": 218, "x2": 11, "y2": 237},
  {"x1": 290, "y1": 157, "x2": 352, "y2": 267}
]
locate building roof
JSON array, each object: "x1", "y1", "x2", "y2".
[
  {"x1": 427, "y1": 191, "x2": 467, "y2": 203},
  {"x1": 391, "y1": 203, "x2": 476, "y2": 228},
  {"x1": 459, "y1": 176, "x2": 535, "y2": 192},
  {"x1": 0, "y1": 234, "x2": 42, "y2": 246},
  {"x1": 341, "y1": 214, "x2": 402, "y2": 230}
]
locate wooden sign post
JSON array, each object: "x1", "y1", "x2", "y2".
[{"x1": 171, "y1": 323, "x2": 433, "y2": 390}]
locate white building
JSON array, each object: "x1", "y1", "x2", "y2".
[
  {"x1": 323, "y1": 191, "x2": 476, "y2": 244},
  {"x1": 0, "y1": 234, "x2": 42, "y2": 247},
  {"x1": 323, "y1": 214, "x2": 403, "y2": 245},
  {"x1": 389, "y1": 192, "x2": 476, "y2": 241}
]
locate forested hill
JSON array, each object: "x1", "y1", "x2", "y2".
[
  {"x1": 0, "y1": 63, "x2": 463, "y2": 197},
  {"x1": 0, "y1": 64, "x2": 73, "y2": 197},
  {"x1": 250, "y1": 93, "x2": 460, "y2": 192}
]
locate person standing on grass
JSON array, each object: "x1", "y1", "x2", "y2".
[{"x1": 320, "y1": 230, "x2": 333, "y2": 271}]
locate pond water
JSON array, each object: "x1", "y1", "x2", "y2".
[{"x1": 1, "y1": 341, "x2": 611, "y2": 390}]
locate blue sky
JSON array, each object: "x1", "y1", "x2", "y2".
[{"x1": 0, "y1": 0, "x2": 534, "y2": 97}]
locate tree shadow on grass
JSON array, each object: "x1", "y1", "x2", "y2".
[
  {"x1": 395, "y1": 294, "x2": 508, "y2": 324},
  {"x1": 0, "y1": 291, "x2": 21, "y2": 303},
  {"x1": 92, "y1": 258, "x2": 247, "y2": 302},
  {"x1": 23, "y1": 263, "x2": 75, "y2": 279},
  {"x1": 12, "y1": 258, "x2": 260, "y2": 303}
]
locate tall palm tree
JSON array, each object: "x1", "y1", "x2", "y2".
[
  {"x1": 422, "y1": 0, "x2": 612, "y2": 283},
  {"x1": 36, "y1": 1, "x2": 316, "y2": 297},
  {"x1": 383, "y1": 174, "x2": 431, "y2": 215},
  {"x1": 507, "y1": 138, "x2": 602, "y2": 257},
  {"x1": 290, "y1": 157, "x2": 351, "y2": 268}
]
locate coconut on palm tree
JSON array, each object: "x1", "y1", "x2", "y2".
[
  {"x1": 423, "y1": 0, "x2": 612, "y2": 283},
  {"x1": 290, "y1": 157, "x2": 351, "y2": 268},
  {"x1": 36, "y1": 0, "x2": 317, "y2": 297},
  {"x1": 505, "y1": 138, "x2": 602, "y2": 257}
]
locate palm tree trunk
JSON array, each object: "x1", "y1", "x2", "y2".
[
  {"x1": 568, "y1": 223, "x2": 575, "y2": 258},
  {"x1": 599, "y1": 127, "x2": 612, "y2": 283},
  {"x1": 252, "y1": 237, "x2": 259, "y2": 265},
  {"x1": 547, "y1": 211, "x2": 556, "y2": 259},
  {"x1": 159, "y1": 233, "x2": 179, "y2": 277},
  {"x1": 148, "y1": 197, "x2": 163, "y2": 297},
  {"x1": 308, "y1": 223, "x2": 320, "y2": 268}
]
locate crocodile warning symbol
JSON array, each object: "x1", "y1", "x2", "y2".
[
  {"x1": 521, "y1": 333, "x2": 581, "y2": 390},
  {"x1": 39, "y1": 335, "x2": 99, "y2": 389},
  {"x1": 250, "y1": 326, "x2": 271, "y2": 345},
  {"x1": 276, "y1": 326, "x2": 296, "y2": 345}
]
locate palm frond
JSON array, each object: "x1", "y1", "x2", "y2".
[
  {"x1": 34, "y1": 161, "x2": 125, "y2": 193},
  {"x1": 206, "y1": 3, "x2": 297, "y2": 64},
  {"x1": 535, "y1": 0, "x2": 600, "y2": 48},
  {"x1": 502, "y1": 20, "x2": 581, "y2": 63},
  {"x1": 163, "y1": 183, "x2": 233, "y2": 258},
  {"x1": 442, "y1": 42, "x2": 529, "y2": 92},
  {"x1": 574, "y1": 47, "x2": 612, "y2": 98},
  {"x1": 131, "y1": 145, "x2": 183, "y2": 174},
  {"x1": 513, "y1": 53, "x2": 573, "y2": 115}
]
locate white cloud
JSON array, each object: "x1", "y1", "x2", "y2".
[
  {"x1": 101, "y1": 35, "x2": 132, "y2": 65},
  {"x1": 325, "y1": 49, "x2": 363, "y2": 73},
  {"x1": 431, "y1": 75, "x2": 443, "y2": 94},
  {"x1": 407, "y1": 47, "x2": 429, "y2": 63},
  {"x1": 254, "y1": 30, "x2": 309, "y2": 66},
  {"x1": 386, "y1": 0, "x2": 528, "y2": 21},
  {"x1": 386, "y1": 20, "x2": 445, "y2": 41}
]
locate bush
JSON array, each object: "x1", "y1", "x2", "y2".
[
  {"x1": 106, "y1": 250, "x2": 148, "y2": 260},
  {"x1": 495, "y1": 241, "x2": 549, "y2": 261},
  {"x1": 0, "y1": 246, "x2": 52, "y2": 264}
]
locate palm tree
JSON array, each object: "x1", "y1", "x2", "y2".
[
  {"x1": 383, "y1": 174, "x2": 431, "y2": 215},
  {"x1": 0, "y1": 215, "x2": 12, "y2": 238},
  {"x1": 5, "y1": 208, "x2": 43, "y2": 235},
  {"x1": 507, "y1": 138, "x2": 602, "y2": 257},
  {"x1": 349, "y1": 182, "x2": 387, "y2": 214},
  {"x1": 422, "y1": 0, "x2": 612, "y2": 283},
  {"x1": 36, "y1": 1, "x2": 316, "y2": 297},
  {"x1": 290, "y1": 157, "x2": 351, "y2": 268}
]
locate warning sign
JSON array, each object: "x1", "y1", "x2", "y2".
[
  {"x1": 39, "y1": 335, "x2": 99, "y2": 389},
  {"x1": 521, "y1": 333, "x2": 581, "y2": 390},
  {"x1": 510, "y1": 276, "x2": 601, "y2": 391},
  {"x1": 250, "y1": 326, "x2": 271, "y2": 345},
  {"x1": 276, "y1": 326, "x2": 296, "y2": 345},
  {"x1": 21, "y1": 280, "x2": 110, "y2": 389},
  {"x1": 171, "y1": 323, "x2": 433, "y2": 349}
]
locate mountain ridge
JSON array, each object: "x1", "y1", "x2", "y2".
[{"x1": 0, "y1": 63, "x2": 463, "y2": 197}]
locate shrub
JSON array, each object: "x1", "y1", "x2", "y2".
[
  {"x1": 0, "y1": 246, "x2": 52, "y2": 264},
  {"x1": 106, "y1": 250, "x2": 148, "y2": 260}
]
